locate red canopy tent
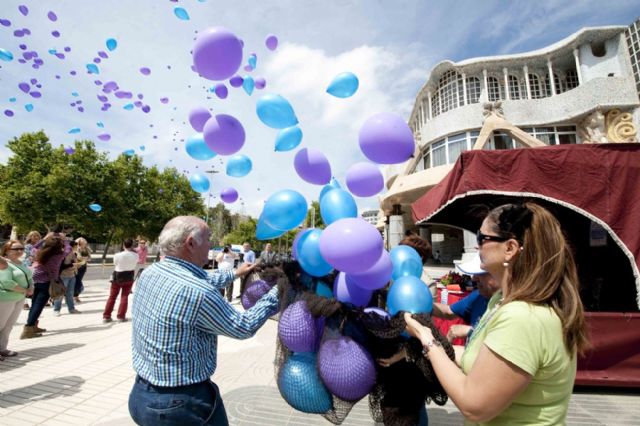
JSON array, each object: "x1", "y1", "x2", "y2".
[{"x1": 411, "y1": 143, "x2": 640, "y2": 387}]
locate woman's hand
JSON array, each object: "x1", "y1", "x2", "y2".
[
  {"x1": 404, "y1": 312, "x2": 435, "y2": 345},
  {"x1": 377, "y1": 348, "x2": 407, "y2": 368},
  {"x1": 447, "y1": 324, "x2": 472, "y2": 341}
]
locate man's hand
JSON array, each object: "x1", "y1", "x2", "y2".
[{"x1": 235, "y1": 262, "x2": 255, "y2": 278}]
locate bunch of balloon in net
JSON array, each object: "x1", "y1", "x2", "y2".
[{"x1": 270, "y1": 261, "x2": 455, "y2": 425}]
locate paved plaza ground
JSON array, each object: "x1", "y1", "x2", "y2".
[{"x1": 0, "y1": 271, "x2": 639, "y2": 425}]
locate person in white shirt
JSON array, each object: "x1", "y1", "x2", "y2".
[
  {"x1": 216, "y1": 245, "x2": 238, "y2": 302},
  {"x1": 103, "y1": 239, "x2": 138, "y2": 323}
]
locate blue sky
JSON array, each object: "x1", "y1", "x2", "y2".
[{"x1": 0, "y1": 0, "x2": 638, "y2": 217}]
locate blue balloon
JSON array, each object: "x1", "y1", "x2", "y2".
[
  {"x1": 226, "y1": 154, "x2": 252, "y2": 177},
  {"x1": 106, "y1": 38, "x2": 117, "y2": 51},
  {"x1": 319, "y1": 177, "x2": 341, "y2": 201},
  {"x1": 297, "y1": 229, "x2": 333, "y2": 277},
  {"x1": 68, "y1": 128, "x2": 81, "y2": 134},
  {"x1": 326, "y1": 72, "x2": 359, "y2": 98},
  {"x1": 174, "y1": 7, "x2": 190, "y2": 20},
  {"x1": 186, "y1": 133, "x2": 217, "y2": 161},
  {"x1": 189, "y1": 173, "x2": 210, "y2": 193},
  {"x1": 89, "y1": 203, "x2": 102, "y2": 212},
  {"x1": 0, "y1": 48, "x2": 14, "y2": 62},
  {"x1": 248, "y1": 54, "x2": 257, "y2": 69},
  {"x1": 24, "y1": 104, "x2": 33, "y2": 112},
  {"x1": 86, "y1": 63, "x2": 100, "y2": 74},
  {"x1": 123, "y1": 103, "x2": 134, "y2": 110},
  {"x1": 262, "y1": 190, "x2": 308, "y2": 231},
  {"x1": 256, "y1": 217, "x2": 285, "y2": 240},
  {"x1": 320, "y1": 188, "x2": 357, "y2": 226},
  {"x1": 278, "y1": 353, "x2": 332, "y2": 414},
  {"x1": 256, "y1": 94, "x2": 298, "y2": 129},
  {"x1": 390, "y1": 245, "x2": 423, "y2": 280},
  {"x1": 386, "y1": 275, "x2": 433, "y2": 315},
  {"x1": 242, "y1": 75, "x2": 254, "y2": 95},
  {"x1": 274, "y1": 126, "x2": 303, "y2": 152},
  {"x1": 123, "y1": 149, "x2": 135, "y2": 156}
]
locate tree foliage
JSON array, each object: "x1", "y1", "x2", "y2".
[{"x1": 0, "y1": 131, "x2": 204, "y2": 243}]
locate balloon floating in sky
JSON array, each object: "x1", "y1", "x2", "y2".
[
  {"x1": 189, "y1": 173, "x2": 210, "y2": 193},
  {"x1": 348, "y1": 250, "x2": 393, "y2": 291},
  {"x1": 319, "y1": 188, "x2": 357, "y2": 226},
  {"x1": 319, "y1": 218, "x2": 384, "y2": 274},
  {"x1": 193, "y1": 27, "x2": 243, "y2": 81},
  {"x1": 229, "y1": 75, "x2": 243, "y2": 88},
  {"x1": 256, "y1": 94, "x2": 298, "y2": 129},
  {"x1": 203, "y1": 114, "x2": 246, "y2": 156},
  {"x1": 89, "y1": 203, "x2": 102, "y2": 212},
  {"x1": 242, "y1": 75, "x2": 254, "y2": 95},
  {"x1": 188, "y1": 106, "x2": 211, "y2": 132},
  {"x1": 294, "y1": 148, "x2": 331, "y2": 185},
  {"x1": 18, "y1": 5, "x2": 28, "y2": 16},
  {"x1": 86, "y1": 63, "x2": 100, "y2": 74},
  {"x1": 47, "y1": 11, "x2": 58, "y2": 22},
  {"x1": 296, "y1": 229, "x2": 333, "y2": 277},
  {"x1": 214, "y1": 83, "x2": 228, "y2": 99},
  {"x1": 68, "y1": 128, "x2": 81, "y2": 134},
  {"x1": 186, "y1": 132, "x2": 216, "y2": 161},
  {"x1": 319, "y1": 177, "x2": 342, "y2": 201},
  {"x1": 24, "y1": 104, "x2": 33, "y2": 112},
  {"x1": 358, "y1": 112, "x2": 415, "y2": 164},
  {"x1": 139, "y1": 67, "x2": 151, "y2": 76},
  {"x1": 274, "y1": 126, "x2": 302, "y2": 152},
  {"x1": 345, "y1": 162, "x2": 384, "y2": 197},
  {"x1": 220, "y1": 187, "x2": 239, "y2": 203},
  {"x1": 123, "y1": 149, "x2": 135, "y2": 156},
  {"x1": 226, "y1": 154, "x2": 252, "y2": 177},
  {"x1": 106, "y1": 38, "x2": 117, "y2": 51},
  {"x1": 248, "y1": 53, "x2": 257, "y2": 69},
  {"x1": 262, "y1": 189, "x2": 307, "y2": 232},
  {"x1": 97, "y1": 133, "x2": 111, "y2": 141},
  {"x1": 326, "y1": 72, "x2": 359, "y2": 98},
  {"x1": 256, "y1": 216, "x2": 285, "y2": 240},
  {"x1": 0, "y1": 49, "x2": 14, "y2": 62},
  {"x1": 390, "y1": 245, "x2": 423, "y2": 280},
  {"x1": 174, "y1": 7, "x2": 190, "y2": 20},
  {"x1": 265, "y1": 34, "x2": 278, "y2": 50}
]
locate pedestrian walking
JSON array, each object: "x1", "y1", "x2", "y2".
[
  {"x1": 134, "y1": 238, "x2": 148, "y2": 282},
  {"x1": 74, "y1": 237, "x2": 92, "y2": 304},
  {"x1": 103, "y1": 239, "x2": 138, "y2": 323},
  {"x1": 53, "y1": 240, "x2": 81, "y2": 316}
]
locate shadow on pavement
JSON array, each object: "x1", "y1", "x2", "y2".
[
  {"x1": 43, "y1": 323, "x2": 115, "y2": 336},
  {"x1": 0, "y1": 375, "x2": 85, "y2": 408},
  {"x1": 0, "y1": 343, "x2": 85, "y2": 372}
]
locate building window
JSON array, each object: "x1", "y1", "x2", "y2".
[
  {"x1": 466, "y1": 77, "x2": 481, "y2": 104},
  {"x1": 447, "y1": 132, "x2": 468, "y2": 164},
  {"x1": 487, "y1": 76, "x2": 501, "y2": 101},
  {"x1": 565, "y1": 69, "x2": 579, "y2": 90},
  {"x1": 545, "y1": 73, "x2": 563, "y2": 96},
  {"x1": 625, "y1": 19, "x2": 640, "y2": 95},
  {"x1": 525, "y1": 125, "x2": 578, "y2": 145},
  {"x1": 439, "y1": 70, "x2": 460, "y2": 114},
  {"x1": 431, "y1": 139, "x2": 447, "y2": 167},
  {"x1": 508, "y1": 75, "x2": 521, "y2": 100},
  {"x1": 431, "y1": 91, "x2": 441, "y2": 117},
  {"x1": 528, "y1": 74, "x2": 545, "y2": 99},
  {"x1": 422, "y1": 150, "x2": 431, "y2": 169}
]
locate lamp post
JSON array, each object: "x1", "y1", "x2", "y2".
[{"x1": 204, "y1": 169, "x2": 219, "y2": 226}]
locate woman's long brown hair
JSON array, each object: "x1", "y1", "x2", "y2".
[
  {"x1": 35, "y1": 236, "x2": 64, "y2": 266},
  {"x1": 487, "y1": 202, "x2": 589, "y2": 355}
]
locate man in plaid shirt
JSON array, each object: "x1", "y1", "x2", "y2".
[{"x1": 128, "y1": 216, "x2": 279, "y2": 425}]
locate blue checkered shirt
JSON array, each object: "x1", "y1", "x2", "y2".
[{"x1": 131, "y1": 256, "x2": 279, "y2": 386}]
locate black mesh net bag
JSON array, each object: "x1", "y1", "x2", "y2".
[{"x1": 268, "y1": 261, "x2": 455, "y2": 425}]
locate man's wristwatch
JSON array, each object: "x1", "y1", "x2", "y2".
[{"x1": 422, "y1": 339, "x2": 442, "y2": 357}]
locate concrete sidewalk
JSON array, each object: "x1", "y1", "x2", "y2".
[{"x1": 0, "y1": 278, "x2": 638, "y2": 425}]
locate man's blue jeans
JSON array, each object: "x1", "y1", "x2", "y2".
[
  {"x1": 129, "y1": 376, "x2": 228, "y2": 425},
  {"x1": 53, "y1": 276, "x2": 76, "y2": 312}
]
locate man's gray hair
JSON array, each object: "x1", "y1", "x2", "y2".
[{"x1": 158, "y1": 216, "x2": 209, "y2": 255}]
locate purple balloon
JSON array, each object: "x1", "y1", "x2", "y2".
[
  {"x1": 318, "y1": 336, "x2": 376, "y2": 401},
  {"x1": 115, "y1": 90, "x2": 132, "y2": 99},
  {"x1": 97, "y1": 95, "x2": 108, "y2": 102},
  {"x1": 241, "y1": 279, "x2": 271, "y2": 310},
  {"x1": 319, "y1": 218, "x2": 384, "y2": 274},
  {"x1": 51, "y1": 30, "x2": 60, "y2": 37},
  {"x1": 345, "y1": 162, "x2": 384, "y2": 197},
  {"x1": 55, "y1": 53, "x2": 65, "y2": 59},
  {"x1": 93, "y1": 57, "x2": 101, "y2": 64},
  {"x1": 4, "y1": 109, "x2": 14, "y2": 117},
  {"x1": 188, "y1": 106, "x2": 211, "y2": 132},
  {"x1": 265, "y1": 34, "x2": 278, "y2": 51},
  {"x1": 229, "y1": 75, "x2": 243, "y2": 87},
  {"x1": 291, "y1": 228, "x2": 311, "y2": 260},
  {"x1": 160, "y1": 97, "x2": 169, "y2": 104},
  {"x1": 254, "y1": 77, "x2": 266, "y2": 90},
  {"x1": 333, "y1": 272, "x2": 372, "y2": 307},
  {"x1": 103, "y1": 81, "x2": 118, "y2": 92},
  {"x1": 23, "y1": 28, "x2": 31, "y2": 36},
  {"x1": 18, "y1": 5, "x2": 28, "y2": 16},
  {"x1": 358, "y1": 112, "x2": 415, "y2": 164},
  {"x1": 220, "y1": 187, "x2": 238, "y2": 203},
  {"x1": 18, "y1": 82, "x2": 30, "y2": 93},
  {"x1": 347, "y1": 250, "x2": 392, "y2": 290},
  {"x1": 203, "y1": 114, "x2": 245, "y2": 155},
  {"x1": 97, "y1": 133, "x2": 111, "y2": 141},
  {"x1": 214, "y1": 83, "x2": 228, "y2": 99},
  {"x1": 293, "y1": 148, "x2": 331, "y2": 185},
  {"x1": 193, "y1": 27, "x2": 243, "y2": 81},
  {"x1": 278, "y1": 300, "x2": 318, "y2": 352},
  {"x1": 0, "y1": 19, "x2": 11, "y2": 27},
  {"x1": 29, "y1": 91, "x2": 41, "y2": 98},
  {"x1": 98, "y1": 51, "x2": 108, "y2": 59},
  {"x1": 14, "y1": 30, "x2": 24, "y2": 37},
  {"x1": 139, "y1": 67, "x2": 151, "y2": 75},
  {"x1": 142, "y1": 105, "x2": 150, "y2": 113},
  {"x1": 47, "y1": 11, "x2": 57, "y2": 22}
]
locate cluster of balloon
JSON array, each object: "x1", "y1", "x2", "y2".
[
  {"x1": 385, "y1": 245, "x2": 433, "y2": 315},
  {"x1": 293, "y1": 148, "x2": 331, "y2": 185},
  {"x1": 88, "y1": 203, "x2": 102, "y2": 212},
  {"x1": 256, "y1": 190, "x2": 308, "y2": 241},
  {"x1": 256, "y1": 94, "x2": 298, "y2": 129},
  {"x1": 326, "y1": 72, "x2": 359, "y2": 98},
  {"x1": 358, "y1": 112, "x2": 415, "y2": 164},
  {"x1": 220, "y1": 187, "x2": 238, "y2": 203},
  {"x1": 241, "y1": 279, "x2": 272, "y2": 310},
  {"x1": 186, "y1": 133, "x2": 216, "y2": 161},
  {"x1": 318, "y1": 336, "x2": 376, "y2": 401},
  {"x1": 274, "y1": 126, "x2": 303, "y2": 152},
  {"x1": 320, "y1": 188, "x2": 357, "y2": 225},
  {"x1": 225, "y1": 154, "x2": 252, "y2": 177},
  {"x1": 189, "y1": 173, "x2": 210, "y2": 193},
  {"x1": 345, "y1": 162, "x2": 384, "y2": 197}
]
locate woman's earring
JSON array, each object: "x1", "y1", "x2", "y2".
[{"x1": 503, "y1": 261, "x2": 509, "y2": 267}]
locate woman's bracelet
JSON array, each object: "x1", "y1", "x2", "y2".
[{"x1": 422, "y1": 339, "x2": 442, "y2": 357}]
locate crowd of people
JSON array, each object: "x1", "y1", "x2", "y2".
[{"x1": 0, "y1": 201, "x2": 587, "y2": 425}]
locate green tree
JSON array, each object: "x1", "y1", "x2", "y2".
[
  {"x1": 223, "y1": 218, "x2": 257, "y2": 247},
  {"x1": 305, "y1": 201, "x2": 324, "y2": 229}
]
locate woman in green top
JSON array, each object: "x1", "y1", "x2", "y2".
[
  {"x1": 0, "y1": 240, "x2": 33, "y2": 360},
  {"x1": 405, "y1": 202, "x2": 589, "y2": 425}
]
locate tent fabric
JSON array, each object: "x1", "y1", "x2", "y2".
[{"x1": 411, "y1": 144, "x2": 640, "y2": 308}]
